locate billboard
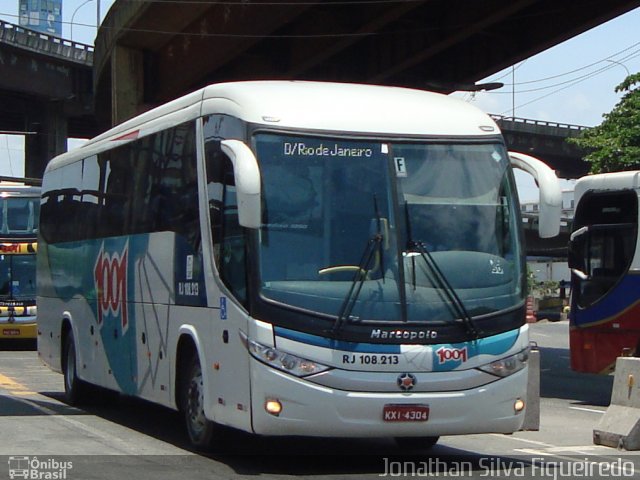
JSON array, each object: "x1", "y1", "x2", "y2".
[{"x1": 19, "y1": 0, "x2": 62, "y2": 37}]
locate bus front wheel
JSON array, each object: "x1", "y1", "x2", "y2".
[{"x1": 183, "y1": 354, "x2": 218, "y2": 450}]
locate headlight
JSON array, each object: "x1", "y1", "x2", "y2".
[
  {"x1": 240, "y1": 333, "x2": 330, "y2": 377},
  {"x1": 477, "y1": 348, "x2": 529, "y2": 377}
]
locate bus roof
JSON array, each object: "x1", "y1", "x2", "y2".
[
  {"x1": 46, "y1": 81, "x2": 501, "y2": 173},
  {"x1": 574, "y1": 171, "x2": 640, "y2": 205}
]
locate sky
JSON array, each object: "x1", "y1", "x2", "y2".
[{"x1": 1, "y1": 1, "x2": 639, "y2": 200}]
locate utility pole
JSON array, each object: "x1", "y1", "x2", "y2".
[{"x1": 512, "y1": 65, "x2": 516, "y2": 118}]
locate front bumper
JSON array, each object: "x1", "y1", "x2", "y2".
[
  {"x1": 248, "y1": 358, "x2": 527, "y2": 437},
  {"x1": 0, "y1": 317, "x2": 37, "y2": 339}
]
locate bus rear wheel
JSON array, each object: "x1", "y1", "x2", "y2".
[
  {"x1": 183, "y1": 354, "x2": 218, "y2": 450},
  {"x1": 394, "y1": 436, "x2": 440, "y2": 450},
  {"x1": 62, "y1": 330, "x2": 90, "y2": 405}
]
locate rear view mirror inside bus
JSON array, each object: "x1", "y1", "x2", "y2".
[{"x1": 568, "y1": 226, "x2": 590, "y2": 279}]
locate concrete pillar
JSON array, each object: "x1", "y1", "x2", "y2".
[
  {"x1": 24, "y1": 101, "x2": 67, "y2": 179},
  {"x1": 522, "y1": 347, "x2": 540, "y2": 430},
  {"x1": 594, "y1": 357, "x2": 640, "y2": 450},
  {"x1": 111, "y1": 45, "x2": 144, "y2": 126}
]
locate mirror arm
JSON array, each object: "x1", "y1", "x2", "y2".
[
  {"x1": 570, "y1": 226, "x2": 589, "y2": 242},
  {"x1": 220, "y1": 139, "x2": 262, "y2": 229},
  {"x1": 572, "y1": 269, "x2": 589, "y2": 280},
  {"x1": 509, "y1": 151, "x2": 562, "y2": 238}
]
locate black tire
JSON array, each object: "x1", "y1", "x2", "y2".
[
  {"x1": 183, "y1": 353, "x2": 218, "y2": 450},
  {"x1": 394, "y1": 436, "x2": 440, "y2": 450},
  {"x1": 62, "y1": 330, "x2": 90, "y2": 405}
]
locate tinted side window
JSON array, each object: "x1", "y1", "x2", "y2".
[
  {"x1": 572, "y1": 191, "x2": 638, "y2": 308},
  {"x1": 40, "y1": 121, "x2": 200, "y2": 247},
  {"x1": 40, "y1": 160, "x2": 83, "y2": 244},
  {"x1": 101, "y1": 148, "x2": 131, "y2": 238},
  {"x1": 79, "y1": 155, "x2": 103, "y2": 241}
]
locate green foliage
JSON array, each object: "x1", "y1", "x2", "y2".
[
  {"x1": 535, "y1": 280, "x2": 560, "y2": 298},
  {"x1": 526, "y1": 265, "x2": 536, "y2": 294},
  {"x1": 568, "y1": 72, "x2": 640, "y2": 173},
  {"x1": 526, "y1": 265, "x2": 559, "y2": 297}
]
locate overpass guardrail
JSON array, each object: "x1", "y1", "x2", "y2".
[
  {"x1": 0, "y1": 19, "x2": 93, "y2": 65},
  {"x1": 491, "y1": 114, "x2": 588, "y2": 137}
]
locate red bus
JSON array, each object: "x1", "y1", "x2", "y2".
[{"x1": 568, "y1": 171, "x2": 640, "y2": 373}]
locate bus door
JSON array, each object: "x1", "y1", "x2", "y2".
[{"x1": 202, "y1": 131, "x2": 253, "y2": 431}]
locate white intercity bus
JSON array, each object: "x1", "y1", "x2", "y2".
[{"x1": 37, "y1": 81, "x2": 560, "y2": 450}]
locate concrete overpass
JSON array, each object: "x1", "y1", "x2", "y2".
[
  {"x1": 4, "y1": 0, "x2": 638, "y2": 176},
  {"x1": 493, "y1": 116, "x2": 589, "y2": 179},
  {"x1": 95, "y1": 0, "x2": 640, "y2": 129},
  {"x1": 0, "y1": 19, "x2": 97, "y2": 177}
]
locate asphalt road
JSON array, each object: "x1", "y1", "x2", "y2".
[{"x1": 0, "y1": 321, "x2": 638, "y2": 480}]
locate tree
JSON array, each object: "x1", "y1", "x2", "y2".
[{"x1": 568, "y1": 72, "x2": 640, "y2": 173}]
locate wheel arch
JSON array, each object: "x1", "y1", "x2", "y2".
[
  {"x1": 59, "y1": 313, "x2": 74, "y2": 371},
  {"x1": 174, "y1": 326, "x2": 209, "y2": 413}
]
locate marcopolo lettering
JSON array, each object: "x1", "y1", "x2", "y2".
[
  {"x1": 283, "y1": 142, "x2": 373, "y2": 158},
  {"x1": 370, "y1": 329, "x2": 437, "y2": 340}
]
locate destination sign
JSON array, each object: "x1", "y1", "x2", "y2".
[{"x1": 0, "y1": 243, "x2": 37, "y2": 255}]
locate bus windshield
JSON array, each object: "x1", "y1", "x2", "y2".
[
  {"x1": 0, "y1": 196, "x2": 39, "y2": 237},
  {"x1": 256, "y1": 133, "x2": 524, "y2": 324},
  {"x1": 0, "y1": 254, "x2": 36, "y2": 300}
]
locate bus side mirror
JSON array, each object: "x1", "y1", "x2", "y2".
[
  {"x1": 508, "y1": 151, "x2": 562, "y2": 238},
  {"x1": 220, "y1": 139, "x2": 262, "y2": 229},
  {"x1": 568, "y1": 226, "x2": 590, "y2": 279}
]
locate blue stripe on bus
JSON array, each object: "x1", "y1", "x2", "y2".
[
  {"x1": 474, "y1": 328, "x2": 520, "y2": 356},
  {"x1": 431, "y1": 328, "x2": 520, "y2": 371},
  {"x1": 274, "y1": 326, "x2": 521, "y2": 357},
  {"x1": 274, "y1": 327, "x2": 402, "y2": 353},
  {"x1": 572, "y1": 274, "x2": 640, "y2": 328}
]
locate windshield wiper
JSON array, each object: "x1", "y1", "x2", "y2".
[
  {"x1": 404, "y1": 202, "x2": 480, "y2": 339},
  {"x1": 330, "y1": 195, "x2": 385, "y2": 335},
  {"x1": 373, "y1": 195, "x2": 386, "y2": 280},
  {"x1": 330, "y1": 233, "x2": 382, "y2": 335}
]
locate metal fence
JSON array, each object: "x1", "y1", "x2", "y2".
[
  {"x1": 0, "y1": 19, "x2": 93, "y2": 65},
  {"x1": 491, "y1": 114, "x2": 587, "y2": 136}
]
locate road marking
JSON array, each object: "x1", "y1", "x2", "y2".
[
  {"x1": 515, "y1": 448, "x2": 568, "y2": 456},
  {"x1": 491, "y1": 434, "x2": 555, "y2": 448},
  {"x1": 0, "y1": 372, "x2": 22, "y2": 387},
  {"x1": 515, "y1": 445, "x2": 629, "y2": 461},
  {"x1": 0, "y1": 376, "x2": 163, "y2": 453},
  {"x1": 569, "y1": 406, "x2": 605, "y2": 414},
  {"x1": 492, "y1": 433, "x2": 614, "y2": 457},
  {"x1": 15, "y1": 394, "x2": 150, "y2": 452},
  {"x1": 0, "y1": 372, "x2": 36, "y2": 396},
  {"x1": 0, "y1": 370, "x2": 190, "y2": 455},
  {"x1": 546, "y1": 445, "x2": 614, "y2": 453}
]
